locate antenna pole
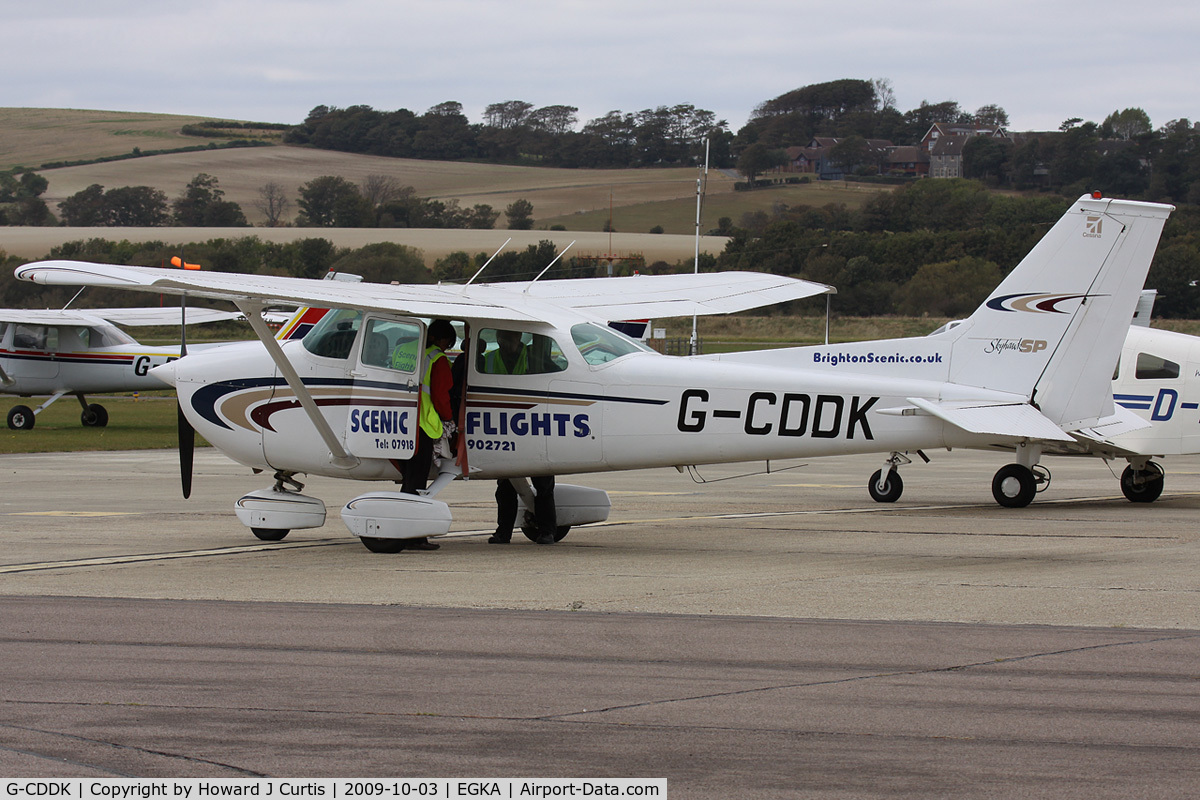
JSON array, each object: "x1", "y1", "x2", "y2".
[
  {"x1": 690, "y1": 137, "x2": 709, "y2": 356},
  {"x1": 526, "y1": 241, "x2": 575, "y2": 290},
  {"x1": 464, "y1": 238, "x2": 512, "y2": 288}
]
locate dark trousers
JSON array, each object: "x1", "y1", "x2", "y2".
[
  {"x1": 401, "y1": 431, "x2": 435, "y2": 494},
  {"x1": 495, "y1": 476, "x2": 556, "y2": 538}
]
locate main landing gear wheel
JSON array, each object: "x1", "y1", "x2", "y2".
[
  {"x1": 81, "y1": 403, "x2": 108, "y2": 427},
  {"x1": 867, "y1": 469, "x2": 903, "y2": 503},
  {"x1": 251, "y1": 527, "x2": 289, "y2": 541},
  {"x1": 7, "y1": 405, "x2": 35, "y2": 430},
  {"x1": 360, "y1": 536, "x2": 406, "y2": 553},
  {"x1": 1120, "y1": 462, "x2": 1164, "y2": 503},
  {"x1": 992, "y1": 464, "x2": 1037, "y2": 508}
]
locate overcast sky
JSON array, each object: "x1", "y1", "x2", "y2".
[{"x1": 8, "y1": 0, "x2": 1199, "y2": 134}]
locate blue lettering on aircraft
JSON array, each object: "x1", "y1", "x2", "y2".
[
  {"x1": 465, "y1": 411, "x2": 591, "y2": 438},
  {"x1": 349, "y1": 408, "x2": 409, "y2": 435}
]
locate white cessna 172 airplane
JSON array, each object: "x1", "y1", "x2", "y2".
[
  {"x1": 0, "y1": 305, "x2": 240, "y2": 430},
  {"x1": 14, "y1": 194, "x2": 1172, "y2": 550}
]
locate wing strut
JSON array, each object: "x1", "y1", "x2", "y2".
[{"x1": 236, "y1": 300, "x2": 359, "y2": 469}]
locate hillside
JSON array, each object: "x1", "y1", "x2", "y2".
[
  {"x1": 3, "y1": 108, "x2": 884, "y2": 232},
  {"x1": 0, "y1": 108, "x2": 239, "y2": 170}
]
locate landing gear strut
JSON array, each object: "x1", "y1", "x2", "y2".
[
  {"x1": 991, "y1": 443, "x2": 1050, "y2": 508},
  {"x1": 867, "y1": 451, "x2": 928, "y2": 503}
]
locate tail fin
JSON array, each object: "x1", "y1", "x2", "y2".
[{"x1": 942, "y1": 195, "x2": 1172, "y2": 429}]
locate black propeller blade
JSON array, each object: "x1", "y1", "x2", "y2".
[
  {"x1": 178, "y1": 401, "x2": 195, "y2": 499},
  {"x1": 178, "y1": 280, "x2": 193, "y2": 499}
]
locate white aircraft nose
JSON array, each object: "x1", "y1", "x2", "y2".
[{"x1": 149, "y1": 360, "x2": 177, "y2": 387}]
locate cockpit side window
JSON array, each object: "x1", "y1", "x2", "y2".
[
  {"x1": 571, "y1": 323, "x2": 652, "y2": 366},
  {"x1": 303, "y1": 309, "x2": 362, "y2": 360},
  {"x1": 1135, "y1": 352, "x2": 1180, "y2": 380},
  {"x1": 360, "y1": 318, "x2": 422, "y2": 373},
  {"x1": 13, "y1": 324, "x2": 48, "y2": 350}
]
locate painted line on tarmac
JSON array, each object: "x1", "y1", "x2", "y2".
[
  {"x1": 8, "y1": 490, "x2": 1194, "y2": 573},
  {"x1": 0, "y1": 539, "x2": 347, "y2": 574}
]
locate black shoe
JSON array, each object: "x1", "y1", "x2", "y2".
[
  {"x1": 487, "y1": 535, "x2": 511, "y2": 544},
  {"x1": 408, "y1": 539, "x2": 440, "y2": 550},
  {"x1": 534, "y1": 534, "x2": 555, "y2": 545}
]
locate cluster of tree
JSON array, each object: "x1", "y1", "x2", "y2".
[
  {"x1": 963, "y1": 116, "x2": 1200, "y2": 203},
  {"x1": 714, "y1": 178, "x2": 1200, "y2": 318},
  {"x1": 740, "y1": 78, "x2": 1009, "y2": 149},
  {"x1": 36, "y1": 172, "x2": 531, "y2": 231},
  {"x1": 286, "y1": 102, "x2": 731, "y2": 168},
  {"x1": 0, "y1": 171, "x2": 52, "y2": 225},
  {"x1": 292, "y1": 174, "x2": 530, "y2": 230},
  {"x1": 55, "y1": 174, "x2": 248, "y2": 227}
]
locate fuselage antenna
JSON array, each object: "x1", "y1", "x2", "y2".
[
  {"x1": 690, "y1": 137, "x2": 710, "y2": 356},
  {"x1": 525, "y1": 241, "x2": 575, "y2": 291},
  {"x1": 464, "y1": 238, "x2": 512, "y2": 289}
]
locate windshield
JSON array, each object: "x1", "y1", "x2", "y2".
[
  {"x1": 302, "y1": 309, "x2": 362, "y2": 360},
  {"x1": 571, "y1": 323, "x2": 652, "y2": 366}
]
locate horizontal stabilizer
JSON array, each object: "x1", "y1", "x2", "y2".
[
  {"x1": 902, "y1": 397, "x2": 1076, "y2": 442},
  {"x1": 1072, "y1": 405, "x2": 1153, "y2": 443}
]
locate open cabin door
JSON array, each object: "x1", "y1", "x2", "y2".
[{"x1": 344, "y1": 315, "x2": 424, "y2": 460}]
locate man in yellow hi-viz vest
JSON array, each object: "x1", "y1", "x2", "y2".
[{"x1": 399, "y1": 319, "x2": 457, "y2": 550}]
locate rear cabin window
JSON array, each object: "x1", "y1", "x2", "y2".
[
  {"x1": 1135, "y1": 352, "x2": 1180, "y2": 380},
  {"x1": 476, "y1": 329, "x2": 567, "y2": 375}
]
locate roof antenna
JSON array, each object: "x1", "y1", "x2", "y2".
[
  {"x1": 464, "y1": 238, "x2": 512, "y2": 289},
  {"x1": 690, "y1": 136, "x2": 709, "y2": 356},
  {"x1": 525, "y1": 241, "x2": 575, "y2": 292},
  {"x1": 62, "y1": 287, "x2": 86, "y2": 310}
]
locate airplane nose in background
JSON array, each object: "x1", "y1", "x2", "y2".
[{"x1": 149, "y1": 360, "x2": 177, "y2": 387}]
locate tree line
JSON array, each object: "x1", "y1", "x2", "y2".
[
  {"x1": 289, "y1": 79, "x2": 1200, "y2": 204},
  {"x1": 712, "y1": 178, "x2": 1200, "y2": 318},
  {"x1": 2, "y1": 172, "x2": 538, "y2": 231},
  {"x1": 7, "y1": 180, "x2": 1195, "y2": 319}
]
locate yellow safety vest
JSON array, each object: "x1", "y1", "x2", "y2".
[
  {"x1": 418, "y1": 345, "x2": 447, "y2": 439},
  {"x1": 390, "y1": 338, "x2": 420, "y2": 372},
  {"x1": 484, "y1": 347, "x2": 527, "y2": 375}
]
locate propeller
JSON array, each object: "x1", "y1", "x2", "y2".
[
  {"x1": 179, "y1": 401, "x2": 195, "y2": 499},
  {"x1": 175, "y1": 266, "x2": 196, "y2": 499}
]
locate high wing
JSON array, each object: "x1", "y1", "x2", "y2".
[
  {"x1": 510, "y1": 272, "x2": 834, "y2": 319},
  {"x1": 15, "y1": 261, "x2": 833, "y2": 323},
  {"x1": 0, "y1": 307, "x2": 242, "y2": 327}
]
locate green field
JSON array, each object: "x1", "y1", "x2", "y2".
[{"x1": 0, "y1": 394, "x2": 194, "y2": 454}]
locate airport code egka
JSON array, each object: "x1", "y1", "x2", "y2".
[{"x1": 4, "y1": 781, "x2": 667, "y2": 799}]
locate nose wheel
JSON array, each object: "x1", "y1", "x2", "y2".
[{"x1": 867, "y1": 468, "x2": 903, "y2": 503}]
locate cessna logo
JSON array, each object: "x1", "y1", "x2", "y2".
[{"x1": 1084, "y1": 216, "x2": 1103, "y2": 238}]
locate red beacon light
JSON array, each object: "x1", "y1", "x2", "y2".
[{"x1": 1092, "y1": 190, "x2": 1103, "y2": 199}]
